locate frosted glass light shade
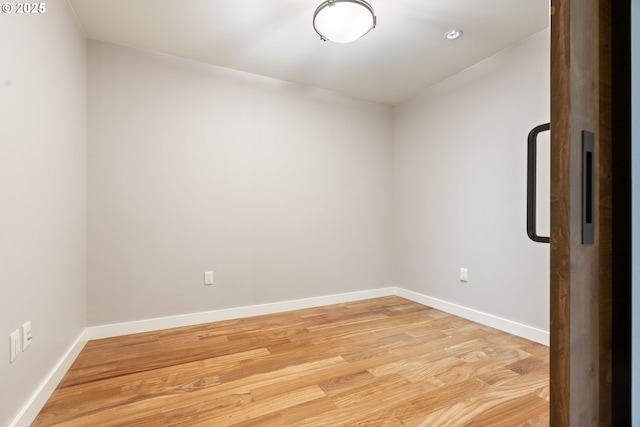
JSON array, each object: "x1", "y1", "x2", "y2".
[{"x1": 313, "y1": 0, "x2": 376, "y2": 43}]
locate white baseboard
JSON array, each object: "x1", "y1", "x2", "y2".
[
  {"x1": 396, "y1": 288, "x2": 549, "y2": 345},
  {"x1": 10, "y1": 330, "x2": 88, "y2": 427},
  {"x1": 85, "y1": 287, "x2": 549, "y2": 345},
  {"x1": 85, "y1": 287, "x2": 397, "y2": 340}
]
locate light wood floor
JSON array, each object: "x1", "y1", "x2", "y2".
[{"x1": 33, "y1": 296, "x2": 549, "y2": 427}]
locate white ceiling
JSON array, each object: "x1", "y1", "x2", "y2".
[{"x1": 68, "y1": 0, "x2": 549, "y2": 105}]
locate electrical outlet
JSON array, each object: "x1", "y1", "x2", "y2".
[
  {"x1": 460, "y1": 268, "x2": 468, "y2": 282},
  {"x1": 204, "y1": 271, "x2": 214, "y2": 285},
  {"x1": 9, "y1": 330, "x2": 20, "y2": 363},
  {"x1": 22, "y1": 321, "x2": 32, "y2": 351}
]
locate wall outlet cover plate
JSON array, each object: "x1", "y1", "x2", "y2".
[{"x1": 204, "y1": 271, "x2": 214, "y2": 285}]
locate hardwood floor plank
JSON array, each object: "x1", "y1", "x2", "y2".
[
  {"x1": 277, "y1": 396, "x2": 338, "y2": 425},
  {"x1": 163, "y1": 385, "x2": 326, "y2": 427},
  {"x1": 462, "y1": 392, "x2": 550, "y2": 427},
  {"x1": 34, "y1": 296, "x2": 549, "y2": 426}
]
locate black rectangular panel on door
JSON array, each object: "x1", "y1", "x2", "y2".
[{"x1": 583, "y1": 130, "x2": 595, "y2": 245}]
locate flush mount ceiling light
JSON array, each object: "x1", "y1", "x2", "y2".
[
  {"x1": 445, "y1": 29, "x2": 463, "y2": 40},
  {"x1": 313, "y1": 0, "x2": 377, "y2": 44}
]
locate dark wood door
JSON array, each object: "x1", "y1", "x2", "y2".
[{"x1": 549, "y1": 0, "x2": 614, "y2": 425}]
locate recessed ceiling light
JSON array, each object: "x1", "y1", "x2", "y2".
[{"x1": 445, "y1": 29, "x2": 463, "y2": 40}]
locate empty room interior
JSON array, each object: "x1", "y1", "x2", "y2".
[{"x1": 2, "y1": 1, "x2": 552, "y2": 426}]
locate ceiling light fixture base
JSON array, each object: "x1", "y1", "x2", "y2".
[{"x1": 313, "y1": 0, "x2": 377, "y2": 44}]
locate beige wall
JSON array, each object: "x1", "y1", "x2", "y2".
[
  {"x1": 86, "y1": 41, "x2": 395, "y2": 326},
  {"x1": 0, "y1": 2, "x2": 86, "y2": 426},
  {"x1": 394, "y1": 29, "x2": 550, "y2": 331}
]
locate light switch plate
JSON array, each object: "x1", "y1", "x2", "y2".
[
  {"x1": 22, "y1": 321, "x2": 32, "y2": 351},
  {"x1": 9, "y1": 330, "x2": 20, "y2": 363}
]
